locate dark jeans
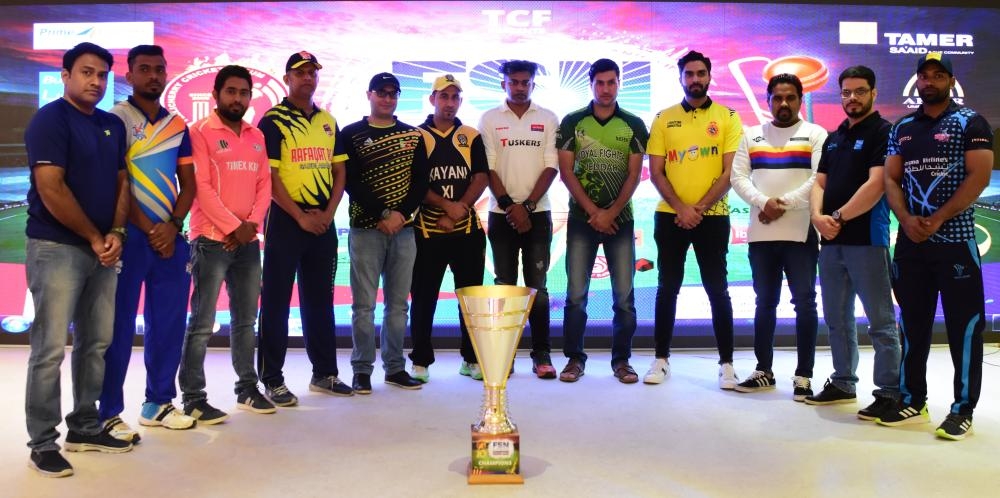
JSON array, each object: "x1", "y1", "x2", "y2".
[
  {"x1": 653, "y1": 213, "x2": 734, "y2": 363},
  {"x1": 747, "y1": 229, "x2": 818, "y2": 378},
  {"x1": 258, "y1": 202, "x2": 341, "y2": 386},
  {"x1": 562, "y1": 218, "x2": 636, "y2": 366},
  {"x1": 487, "y1": 211, "x2": 552, "y2": 357},
  {"x1": 892, "y1": 235, "x2": 983, "y2": 416},
  {"x1": 409, "y1": 230, "x2": 486, "y2": 366}
]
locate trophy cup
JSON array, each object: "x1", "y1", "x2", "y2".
[{"x1": 456, "y1": 285, "x2": 536, "y2": 485}]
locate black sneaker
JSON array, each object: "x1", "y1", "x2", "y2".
[
  {"x1": 875, "y1": 403, "x2": 930, "y2": 427},
  {"x1": 237, "y1": 388, "x2": 277, "y2": 414},
  {"x1": 385, "y1": 370, "x2": 423, "y2": 390},
  {"x1": 857, "y1": 396, "x2": 898, "y2": 421},
  {"x1": 29, "y1": 450, "x2": 73, "y2": 478},
  {"x1": 264, "y1": 383, "x2": 298, "y2": 407},
  {"x1": 803, "y1": 379, "x2": 856, "y2": 405},
  {"x1": 64, "y1": 430, "x2": 133, "y2": 453},
  {"x1": 791, "y1": 376, "x2": 813, "y2": 402},
  {"x1": 352, "y1": 373, "x2": 372, "y2": 395},
  {"x1": 309, "y1": 375, "x2": 355, "y2": 397},
  {"x1": 935, "y1": 413, "x2": 973, "y2": 441},
  {"x1": 734, "y1": 370, "x2": 775, "y2": 393},
  {"x1": 184, "y1": 399, "x2": 230, "y2": 425}
]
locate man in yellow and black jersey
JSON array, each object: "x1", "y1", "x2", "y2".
[
  {"x1": 407, "y1": 75, "x2": 489, "y2": 383},
  {"x1": 257, "y1": 51, "x2": 353, "y2": 404},
  {"x1": 343, "y1": 72, "x2": 429, "y2": 393}
]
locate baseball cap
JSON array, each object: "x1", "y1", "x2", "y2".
[
  {"x1": 432, "y1": 74, "x2": 462, "y2": 92},
  {"x1": 286, "y1": 51, "x2": 322, "y2": 72},
  {"x1": 368, "y1": 72, "x2": 400, "y2": 92},
  {"x1": 916, "y1": 52, "x2": 953, "y2": 76}
]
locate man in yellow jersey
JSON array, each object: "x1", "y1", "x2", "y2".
[
  {"x1": 645, "y1": 51, "x2": 744, "y2": 389},
  {"x1": 257, "y1": 51, "x2": 353, "y2": 404}
]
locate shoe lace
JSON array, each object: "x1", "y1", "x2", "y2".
[
  {"x1": 792, "y1": 376, "x2": 810, "y2": 389},
  {"x1": 943, "y1": 413, "x2": 968, "y2": 426},
  {"x1": 271, "y1": 384, "x2": 291, "y2": 395}
]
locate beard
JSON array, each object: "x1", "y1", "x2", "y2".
[
  {"x1": 843, "y1": 100, "x2": 873, "y2": 119},
  {"x1": 918, "y1": 87, "x2": 949, "y2": 105},
  {"x1": 135, "y1": 88, "x2": 162, "y2": 102},
  {"x1": 218, "y1": 105, "x2": 246, "y2": 122},
  {"x1": 684, "y1": 82, "x2": 709, "y2": 99}
]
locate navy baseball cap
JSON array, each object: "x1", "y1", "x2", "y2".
[
  {"x1": 916, "y1": 52, "x2": 953, "y2": 76},
  {"x1": 286, "y1": 51, "x2": 322, "y2": 72},
  {"x1": 368, "y1": 72, "x2": 400, "y2": 92}
]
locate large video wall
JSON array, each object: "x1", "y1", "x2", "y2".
[{"x1": 1, "y1": 2, "x2": 998, "y2": 341}]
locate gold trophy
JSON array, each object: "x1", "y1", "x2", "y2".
[{"x1": 456, "y1": 285, "x2": 536, "y2": 485}]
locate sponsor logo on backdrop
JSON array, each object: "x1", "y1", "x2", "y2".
[
  {"x1": 163, "y1": 61, "x2": 286, "y2": 125},
  {"x1": 884, "y1": 32, "x2": 974, "y2": 55},
  {"x1": 482, "y1": 9, "x2": 551, "y2": 33},
  {"x1": 901, "y1": 75, "x2": 965, "y2": 109},
  {"x1": 33, "y1": 22, "x2": 154, "y2": 50}
]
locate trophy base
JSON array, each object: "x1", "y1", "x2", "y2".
[{"x1": 468, "y1": 427, "x2": 523, "y2": 484}]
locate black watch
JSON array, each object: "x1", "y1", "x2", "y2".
[
  {"x1": 522, "y1": 200, "x2": 537, "y2": 213},
  {"x1": 831, "y1": 210, "x2": 845, "y2": 225},
  {"x1": 170, "y1": 216, "x2": 184, "y2": 231},
  {"x1": 497, "y1": 195, "x2": 514, "y2": 211}
]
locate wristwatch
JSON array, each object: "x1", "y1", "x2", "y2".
[
  {"x1": 110, "y1": 226, "x2": 127, "y2": 242},
  {"x1": 522, "y1": 199, "x2": 537, "y2": 213},
  {"x1": 831, "y1": 210, "x2": 845, "y2": 226},
  {"x1": 380, "y1": 208, "x2": 393, "y2": 220},
  {"x1": 169, "y1": 216, "x2": 184, "y2": 231},
  {"x1": 497, "y1": 195, "x2": 515, "y2": 211}
]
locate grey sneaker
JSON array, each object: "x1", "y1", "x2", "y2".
[
  {"x1": 265, "y1": 383, "x2": 298, "y2": 407},
  {"x1": 309, "y1": 375, "x2": 355, "y2": 396}
]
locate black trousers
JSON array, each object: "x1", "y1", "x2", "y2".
[
  {"x1": 408, "y1": 229, "x2": 486, "y2": 366},
  {"x1": 892, "y1": 234, "x2": 983, "y2": 416}
]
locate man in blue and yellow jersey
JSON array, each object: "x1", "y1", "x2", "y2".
[
  {"x1": 556, "y1": 58, "x2": 648, "y2": 385},
  {"x1": 343, "y1": 72, "x2": 429, "y2": 393},
  {"x1": 645, "y1": 50, "x2": 744, "y2": 389},
  {"x1": 257, "y1": 51, "x2": 353, "y2": 404},
  {"x1": 408, "y1": 75, "x2": 489, "y2": 383},
  {"x1": 101, "y1": 45, "x2": 196, "y2": 442}
]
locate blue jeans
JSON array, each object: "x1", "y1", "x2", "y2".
[
  {"x1": 747, "y1": 230, "x2": 818, "y2": 378},
  {"x1": 25, "y1": 238, "x2": 117, "y2": 451},
  {"x1": 179, "y1": 238, "x2": 262, "y2": 403},
  {"x1": 100, "y1": 223, "x2": 191, "y2": 420},
  {"x1": 819, "y1": 244, "x2": 900, "y2": 397},
  {"x1": 487, "y1": 211, "x2": 552, "y2": 356},
  {"x1": 562, "y1": 218, "x2": 636, "y2": 366},
  {"x1": 349, "y1": 227, "x2": 416, "y2": 376}
]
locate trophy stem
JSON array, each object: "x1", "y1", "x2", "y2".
[{"x1": 475, "y1": 385, "x2": 516, "y2": 434}]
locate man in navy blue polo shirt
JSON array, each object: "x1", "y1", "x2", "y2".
[
  {"x1": 804, "y1": 66, "x2": 900, "y2": 419},
  {"x1": 23, "y1": 42, "x2": 132, "y2": 477},
  {"x1": 878, "y1": 53, "x2": 993, "y2": 440}
]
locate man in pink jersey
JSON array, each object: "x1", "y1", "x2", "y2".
[{"x1": 178, "y1": 65, "x2": 274, "y2": 423}]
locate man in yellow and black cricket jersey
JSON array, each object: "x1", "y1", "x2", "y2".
[
  {"x1": 408, "y1": 75, "x2": 489, "y2": 383},
  {"x1": 257, "y1": 51, "x2": 353, "y2": 404},
  {"x1": 343, "y1": 72, "x2": 429, "y2": 393}
]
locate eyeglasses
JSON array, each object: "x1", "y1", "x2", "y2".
[
  {"x1": 373, "y1": 89, "x2": 400, "y2": 99},
  {"x1": 840, "y1": 88, "x2": 871, "y2": 99}
]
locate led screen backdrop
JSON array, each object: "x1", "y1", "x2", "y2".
[{"x1": 0, "y1": 2, "x2": 998, "y2": 341}]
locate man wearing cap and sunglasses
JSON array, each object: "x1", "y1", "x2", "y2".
[
  {"x1": 878, "y1": 52, "x2": 993, "y2": 440},
  {"x1": 257, "y1": 51, "x2": 353, "y2": 404},
  {"x1": 343, "y1": 72, "x2": 429, "y2": 393},
  {"x1": 408, "y1": 74, "x2": 489, "y2": 383}
]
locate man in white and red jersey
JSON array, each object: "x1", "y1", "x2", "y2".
[{"x1": 477, "y1": 60, "x2": 560, "y2": 379}]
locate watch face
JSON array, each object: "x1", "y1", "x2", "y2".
[{"x1": 832, "y1": 210, "x2": 841, "y2": 220}]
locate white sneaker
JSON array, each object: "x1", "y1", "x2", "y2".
[
  {"x1": 411, "y1": 365, "x2": 429, "y2": 383},
  {"x1": 718, "y1": 363, "x2": 739, "y2": 390},
  {"x1": 102, "y1": 416, "x2": 140, "y2": 443},
  {"x1": 138, "y1": 402, "x2": 196, "y2": 430},
  {"x1": 643, "y1": 358, "x2": 670, "y2": 384}
]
